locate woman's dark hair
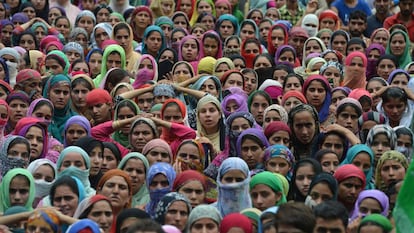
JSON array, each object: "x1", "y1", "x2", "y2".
[
  {"x1": 241, "y1": 134, "x2": 266, "y2": 148},
  {"x1": 250, "y1": 91, "x2": 272, "y2": 107},
  {"x1": 282, "y1": 73, "x2": 304, "y2": 90},
  {"x1": 243, "y1": 38, "x2": 261, "y2": 50},
  {"x1": 78, "y1": 198, "x2": 111, "y2": 219},
  {"x1": 366, "y1": 77, "x2": 388, "y2": 89},
  {"x1": 123, "y1": 8, "x2": 134, "y2": 21},
  {"x1": 116, "y1": 101, "x2": 139, "y2": 117},
  {"x1": 14, "y1": 31, "x2": 38, "y2": 49},
  {"x1": 126, "y1": 219, "x2": 164, "y2": 233},
  {"x1": 319, "y1": 131, "x2": 347, "y2": 161},
  {"x1": 50, "y1": 175, "x2": 79, "y2": 205},
  {"x1": 133, "y1": 119, "x2": 157, "y2": 137},
  {"x1": 253, "y1": 53, "x2": 275, "y2": 67},
  {"x1": 376, "y1": 54, "x2": 398, "y2": 68},
  {"x1": 389, "y1": 24, "x2": 408, "y2": 34},
  {"x1": 381, "y1": 87, "x2": 408, "y2": 104},
  {"x1": 173, "y1": 62, "x2": 194, "y2": 77},
  {"x1": 74, "y1": 136, "x2": 104, "y2": 155},
  {"x1": 171, "y1": 28, "x2": 188, "y2": 39},
  {"x1": 346, "y1": 38, "x2": 366, "y2": 55},
  {"x1": 159, "y1": 48, "x2": 178, "y2": 63},
  {"x1": 103, "y1": 142, "x2": 122, "y2": 163},
  {"x1": 202, "y1": 31, "x2": 219, "y2": 44},
  {"x1": 53, "y1": 16, "x2": 70, "y2": 27},
  {"x1": 71, "y1": 76, "x2": 93, "y2": 91},
  {"x1": 32, "y1": 99, "x2": 54, "y2": 114},
  {"x1": 19, "y1": 1, "x2": 35, "y2": 12},
  {"x1": 395, "y1": 127, "x2": 413, "y2": 141},
  {"x1": 93, "y1": 4, "x2": 113, "y2": 17},
  {"x1": 196, "y1": 12, "x2": 216, "y2": 24},
  {"x1": 229, "y1": 54, "x2": 246, "y2": 63},
  {"x1": 70, "y1": 58, "x2": 90, "y2": 72},
  {"x1": 113, "y1": 22, "x2": 130, "y2": 36},
  {"x1": 104, "y1": 69, "x2": 129, "y2": 92},
  {"x1": 288, "y1": 158, "x2": 322, "y2": 202},
  {"x1": 314, "y1": 148, "x2": 339, "y2": 163},
  {"x1": 8, "y1": 137, "x2": 30, "y2": 154},
  {"x1": 246, "y1": 9, "x2": 263, "y2": 20}
]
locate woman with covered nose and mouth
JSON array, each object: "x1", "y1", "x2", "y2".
[{"x1": 342, "y1": 51, "x2": 368, "y2": 90}]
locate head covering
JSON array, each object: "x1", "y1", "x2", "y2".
[
  {"x1": 187, "y1": 204, "x2": 222, "y2": 232},
  {"x1": 12, "y1": 13, "x2": 29, "y2": 24},
  {"x1": 375, "y1": 150, "x2": 408, "y2": 190},
  {"x1": 290, "y1": 26, "x2": 309, "y2": 39},
  {"x1": 358, "y1": 111, "x2": 386, "y2": 128},
  {"x1": 221, "y1": 87, "x2": 248, "y2": 117},
  {"x1": 302, "y1": 37, "x2": 327, "y2": 64},
  {"x1": 63, "y1": 115, "x2": 91, "y2": 146},
  {"x1": 263, "y1": 121, "x2": 291, "y2": 138},
  {"x1": 132, "y1": 55, "x2": 158, "y2": 88},
  {"x1": 236, "y1": 128, "x2": 269, "y2": 161},
  {"x1": 142, "y1": 25, "x2": 166, "y2": 60},
  {"x1": 366, "y1": 43, "x2": 386, "y2": 78},
  {"x1": 172, "y1": 170, "x2": 207, "y2": 193},
  {"x1": 90, "y1": 23, "x2": 112, "y2": 49},
  {"x1": 217, "y1": 157, "x2": 251, "y2": 216},
  {"x1": 350, "y1": 190, "x2": 389, "y2": 221},
  {"x1": 112, "y1": 99, "x2": 139, "y2": 147},
  {"x1": 319, "y1": 10, "x2": 339, "y2": 30},
  {"x1": 220, "y1": 213, "x2": 252, "y2": 233},
  {"x1": 336, "y1": 97, "x2": 363, "y2": 116},
  {"x1": 145, "y1": 162, "x2": 176, "y2": 218},
  {"x1": 267, "y1": 24, "x2": 288, "y2": 56},
  {"x1": 334, "y1": 164, "x2": 366, "y2": 189},
  {"x1": 0, "y1": 168, "x2": 35, "y2": 212},
  {"x1": 27, "y1": 209, "x2": 60, "y2": 233},
  {"x1": 309, "y1": 172, "x2": 338, "y2": 200},
  {"x1": 263, "y1": 104, "x2": 288, "y2": 123},
  {"x1": 302, "y1": 75, "x2": 332, "y2": 122},
  {"x1": 359, "y1": 214, "x2": 393, "y2": 232},
  {"x1": 155, "y1": 192, "x2": 192, "y2": 224},
  {"x1": 75, "y1": 10, "x2": 96, "y2": 26},
  {"x1": 66, "y1": 219, "x2": 100, "y2": 233},
  {"x1": 153, "y1": 84, "x2": 175, "y2": 97},
  {"x1": 263, "y1": 145, "x2": 295, "y2": 177},
  {"x1": 27, "y1": 159, "x2": 57, "y2": 198},
  {"x1": 63, "y1": 42, "x2": 84, "y2": 58},
  {"x1": 366, "y1": 125, "x2": 397, "y2": 149},
  {"x1": 386, "y1": 30, "x2": 411, "y2": 68},
  {"x1": 0, "y1": 136, "x2": 29, "y2": 178},
  {"x1": 343, "y1": 51, "x2": 368, "y2": 89},
  {"x1": 142, "y1": 139, "x2": 172, "y2": 161},
  {"x1": 16, "y1": 69, "x2": 41, "y2": 84},
  {"x1": 388, "y1": 69, "x2": 410, "y2": 85},
  {"x1": 86, "y1": 89, "x2": 112, "y2": 106},
  {"x1": 340, "y1": 144, "x2": 374, "y2": 189},
  {"x1": 258, "y1": 80, "x2": 283, "y2": 101},
  {"x1": 94, "y1": 44, "x2": 126, "y2": 87},
  {"x1": 27, "y1": 98, "x2": 54, "y2": 118},
  {"x1": 73, "y1": 194, "x2": 111, "y2": 219},
  {"x1": 250, "y1": 171, "x2": 287, "y2": 206},
  {"x1": 14, "y1": 117, "x2": 49, "y2": 159},
  {"x1": 45, "y1": 51, "x2": 70, "y2": 75},
  {"x1": 96, "y1": 169, "x2": 132, "y2": 208},
  {"x1": 301, "y1": 14, "x2": 319, "y2": 37},
  {"x1": 198, "y1": 57, "x2": 217, "y2": 75}
]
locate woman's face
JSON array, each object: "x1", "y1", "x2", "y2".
[
  {"x1": 130, "y1": 123, "x2": 155, "y2": 152},
  {"x1": 33, "y1": 164, "x2": 55, "y2": 182},
  {"x1": 319, "y1": 152, "x2": 339, "y2": 174},
  {"x1": 383, "y1": 97, "x2": 406, "y2": 125},
  {"x1": 370, "y1": 134, "x2": 391, "y2": 163},
  {"x1": 164, "y1": 201, "x2": 189, "y2": 231},
  {"x1": 9, "y1": 99, "x2": 28, "y2": 125},
  {"x1": 221, "y1": 169, "x2": 246, "y2": 184},
  {"x1": 71, "y1": 83, "x2": 90, "y2": 109},
  {"x1": 134, "y1": 11, "x2": 151, "y2": 29},
  {"x1": 323, "y1": 67, "x2": 341, "y2": 88},
  {"x1": 282, "y1": 97, "x2": 301, "y2": 114},
  {"x1": 292, "y1": 111, "x2": 316, "y2": 145},
  {"x1": 97, "y1": 8, "x2": 111, "y2": 23},
  {"x1": 178, "y1": 180, "x2": 205, "y2": 208},
  {"x1": 330, "y1": 90, "x2": 346, "y2": 109},
  {"x1": 372, "y1": 31, "x2": 389, "y2": 48},
  {"x1": 331, "y1": 35, "x2": 347, "y2": 54},
  {"x1": 59, "y1": 152, "x2": 86, "y2": 172},
  {"x1": 219, "y1": 21, "x2": 235, "y2": 40},
  {"x1": 65, "y1": 124, "x2": 87, "y2": 146},
  {"x1": 200, "y1": 78, "x2": 219, "y2": 97},
  {"x1": 25, "y1": 126, "x2": 44, "y2": 160},
  {"x1": 253, "y1": 56, "x2": 272, "y2": 70},
  {"x1": 123, "y1": 158, "x2": 146, "y2": 194},
  {"x1": 250, "y1": 95, "x2": 269, "y2": 125},
  {"x1": 346, "y1": 56, "x2": 365, "y2": 78},
  {"x1": 295, "y1": 164, "x2": 315, "y2": 196},
  {"x1": 266, "y1": 157, "x2": 290, "y2": 176},
  {"x1": 49, "y1": 82, "x2": 70, "y2": 110},
  {"x1": 22, "y1": 7, "x2": 36, "y2": 19},
  {"x1": 323, "y1": 52, "x2": 339, "y2": 63},
  {"x1": 321, "y1": 134, "x2": 344, "y2": 160},
  {"x1": 99, "y1": 176, "x2": 130, "y2": 209},
  {"x1": 19, "y1": 34, "x2": 36, "y2": 51},
  {"x1": 305, "y1": 40, "x2": 322, "y2": 57},
  {"x1": 32, "y1": 104, "x2": 52, "y2": 122},
  {"x1": 376, "y1": 59, "x2": 396, "y2": 80},
  {"x1": 163, "y1": 104, "x2": 183, "y2": 123},
  {"x1": 72, "y1": 62, "x2": 89, "y2": 74},
  {"x1": 249, "y1": 11, "x2": 263, "y2": 25},
  {"x1": 244, "y1": 72, "x2": 257, "y2": 95},
  {"x1": 263, "y1": 110, "x2": 281, "y2": 129},
  {"x1": 110, "y1": 15, "x2": 122, "y2": 27},
  {"x1": 173, "y1": 16, "x2": 188, "y2": 30},
  {"x1": 197, "y1": 0, "x2": 212, "y2": 14},
  {"x1": 240, "y1": 138, "x2": 264, "y2": 169},
  {"x1": 240, "y1": 24, "x2": 255, "y2": 41},
  {"x1": 320, "y1": 18, "x2": 336, "y2": 31},
  {"x1": 308, "y1": 182, "x2": 333, "y2": 206},
  {"x1": 391, "y1": 74, "x2": 409, "y2": 88},
  {"x1": 198, "y1": 103, "x2": 221, "y2": 133},
  {"x1": 89, "y1": 146, "x2": 103, "y2": 176},
  {"x1": 223, "y1": 73, "x2": 243, "y2": 89},
  {"x1": 95, "y1": 27, "x2": 110, "y2": 49},
  {"x1": 347, "y1": 43, "x2": 364, "y2": 55},
  {"x1": 268, "y1": 131, "x2": 290, "y2": 147},
  {"x1": 1, "y1": 25, "x2": 12, "y2": 45},
  {"x1": 48, "y1": 8, "x2": 62, "y2": 24},
  {"x1": 87, "y1": 200, "x2": 113, "y2": 233},
  {"x1": 190, "y1": 218, "x2": 219, "y2": 233},
  {"x1": 271, "y1": 28, "x2": 285, "y2": 51},
  {"x1": 149, "y1": 173, "x2": 169, "y2": 190},
  {"x1": 283, "y1": 76, "x2": 302, "y2": 92},
  {"x1": 0, "y1": 3, "x2": 6, "y2": 19},
  {"x1": 259, "y1": 21, "x2": 272, "y2": 42},
  {"x1": 159, "y1": 50, "x2": 175, "y2": 63},
  {"x1": 177, "y1": 143, "x2": 201, "y2": 165},
  {"x1": 352, "y1": 152, "x2": 371, "y2": 172},
  {"x1": 203, "y1": 37, "x2": 219, "y2": 57},
  {"x1": 172, "y1": 31, "x2": 186, "y2": 46},
  {"x1": 117, "y1": 106, "x2": 136, "y2": 135},
  {"x1": 179, "y1": 0, "x2": 192, "y2": 16},
  {"x1": 200, "y1": 15, "x2": 215, "y2": 31},
  {"x1": 101, "y1": 148, "x2": 118, "y2": 173},
  {"x1": 173, "y1": 63, "x2": 192, "y2": 83},
  {"x1": 278, "y1": 50, "x2": 295, "y2": 67},
  {"x1": 34, "y1": 27, "x2": 46, "y2": 43},
  {"x1": 147, "y1": 147, "x2": 171, "y2": 165},
  {"x1": 390, "y1": 33, "x2": 406, "y2": 56},
  {"x1": 380, "y1": 159, "x2": 406, "y2": 186},
  {"x1": 251, "y1": 184, "x2": 279, "y2": 211},
  {"x1": 182, "y1": 39, "x2": 198, "y2": 61},
  {"x1": 145, "y1": 31, "x2": 162, "y2": 55},
  {"x1": 88, "y1": 52, "x2": 103, "y2": 77},
  {"x1": 336, "y1": 106, "x2": 359, "y2": 134},
  {"x1": 9, "y1": 176, "x2": 30, "y2": 207},
  {"x1": 266, "y1": 8, "x2": 280, "y2": 21},
  {"x1": 215, "y1": 2, "x2": 230, "y2": 17},
  {"x1": 78, "y1": 16, "x2": 94, "y2": 35},
  {"x1": 305, "y1": 80, "x2": 326, "y2": 110},
  {"x1": 53, "y1": 185, "x2": 79, "y2": 217},
  {"x1": 367, "y1": 49, "x2": 381, "y2": 60}
]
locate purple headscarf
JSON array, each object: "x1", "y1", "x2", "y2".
[
  {"x1": 221, "y1": 87, "x2": 249, "y2": 117},
  {"x1": 332, "y1": 86, "x2": 351, "y2": 96},
  {"x1": 350, "y1": 189, "x2": 389, "y2": 221},
  {"x1": 27, "y1": 98, "x2": 54, "y2": 117},
  {"x1": 12, "y1": 13, "x2": 29, "y2": 24},
  {"x1": 236, "y1": 128, "x2": 270, "y2": 159},
  {"x1": 366, "y1": 43, "x2": 385, "y2": 79},
  {"x1": 387, "y1": 69, "x2": 410, "y2": 85},
  {"x1": 178, "y1": 35, "x2": 201, "y2": 73},
  {"x1": 63, "y1": 115, "x2": 91, "y2": 146},
  {"x1": 274, "y1": 45, "x2": 296, "y2": 68}
]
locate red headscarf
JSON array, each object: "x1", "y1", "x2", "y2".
[
  {"x1": 172, "y1": 170, "x2": 207, "y2": 191},
  {"x1": 267, "y1": 24, "x2": 288, "y2": 56},
  {"x1": 130, "y1": 6, "x2": 153, "y2": 42},
  {"x1": 264, "y1": 121, "x2": 291, "y2": 138},
  {"x1": 281, "y1": 90, "x2": 308, "y2": 105},
  {"x1": 334, "y1": 164, "x2": 366, "y2": 189},
  {"x1": 318, "y1": 10, "x2": 340, "y2": 30},
  {"x1": 343, "y1": 51, "x2": 367, "y2": 89},
  {"x1": 220, "y1": 213, "x2": 253, "y2": 233}
]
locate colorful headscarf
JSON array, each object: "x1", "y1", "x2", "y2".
[
  {"x1": 14, "y1": 117, "x2": 49, "y2": 159},
  {"x1": 220, "y1": 213, "x2": 252, "y2": 233},
  {"x1": 375, "y1": 150, "x2": 408, "y2": 190},
  {"x1": 250, "y1": 171, "x2": 287, "y2": 206},
  {"x1": 360, "y1": 214, "x2": 393, "y2": 232},
  {"x1": 334, "y1": 164, "x2": 366, "y2": 189},
  {"x1": 302, "y1": 75, "x2": 332, "y2": 122},
  {"x1": 142, "y1": 25, "x2": 166, "y2": 60},
  {"x1": 96, "y1": 169, "x2": 132, "y2": 208},
  {"x1": 93, "y1": 44, "x2": 126, "y2": 87},
  {"x1": 343, "y1": 51, "x2": 368, "y2": 89},
  {"x1": 112, "y1": 99, "x2": 139, "y2": 147},
  {"x1": 73, "y1": 194, "x2": 111, "y2": 219},
  {"x1": 263, "y1": 144, "x2": 295, "y2": 178},
  {"x1": 27, "y1": 209, "x2": 60, "y2": 233},
  {"x1": 350, "y1": 190, "x2": 389, "y2": 221},
  {"x1": 0, "y1": 136, "x2": 29, "y2": 178},
  {"x1": 155, "y1": 192, "x2": 192, "y2": 224},
  {"x1": 340, "y1": 144, "x2": 375, "y2": 189},
  {"x1": 366, "y1": 125, "x2": 397, "y2": 150},
  {"x1": 63, "y1": 115, "x2": 91, "y2": 146},
  {"x1": 0, "y1": 168, "x2": 35, "y2": 212},
  {"x1": 66, "y1": 219, "x2": 100, "y2": 233}
]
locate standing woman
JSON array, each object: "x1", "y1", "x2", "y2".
[
  {"x1": 42, "y1": 74, "x2": 77, "y2": 143},
  {"x1": 342, "y1": 51, "x2": 368, "y2": 89},
  {"x1": 386, "y1": 30, "x2": 411, "y2": 69},
  {"x1": 112, "y1": 22, "x2": 141, "y2": 76},
  {"x1": 376, "y1": 87, "x2": 413, "y2": 128},
  {"x1": 130, "y1": 6, "x2": 153, "y2": 43}
]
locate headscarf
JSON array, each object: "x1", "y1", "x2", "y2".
[
  {"x1": 329, "y1": 30, "x2": 350, "y2": 51},
  {"x1": 375, "y1": 151, "x2": 408, "y2": 190},
  {"x1": 263, "y1": 121, "x2": 291, "y2": 139},
  {"x1": 117, "y1": 152, "x2": 150, "y2": 206},
  {"x1": 301, "y1": 14, "x2": 319, "y2": 37},
  {"x1": 142, "y1": 139, "x2": 172, "y2": 162},
  {"x1": 145, "y1": 162, "x2": 176, "y2": 218},
  {"x1": 318, "y1": 10, "x2": 339, "y2": 30},
  {"x1": 281, "y1": 90, "x2": 308, "y2": 106},
  {"x1": 238, "y1": 19, "x2": 259, "y2": 39},
  {"x1": 27, "y1": 209, "x2": 60, "y2": 233},
  {"x1": 302, "y1": 37, "x2": 327, "y2": 65},
  {"x1": 221, "y1": 87, "x2": 248, "y2": 117},
  {"x1": 366, "y1": 125, "x2": 397, "y2": 150},
  {"x1": 263, "y1": 144, "x2": 295, "y2": 178},
  {"x1": 235, "y1": 128, "x2": 269, "y2": 167},
  {"x1": 0, "y1": 168, "x2": 35, "y2": 212},
  {"x1": 142, "y1": 25, "x2": 166, "y2": 60},
  {"x1": 112, "y1": 99, "x2": 139, "y2": 147},
  {"x1": 215, "y1": 14, "x2": 238, "y2": 40},
  {"x1": 14, "y1": 117, "x2": 49, "y2": 159},
  {"x1": 359, "y1": 214, "x2": 393, "y2": 232},
  {"x1": 0, "y1": 136, "x2": 29, "y2": 179},
  {"x1": 56, "y1": 146, "x2": 95, "y2": 196},
  {"x1": 366, "y1": 43, "x2": 386, "y2": 79},
  {"x1": 220, "y1": 213, "x2": 252, "y2": 233},
  {"x1": 72, "y1": 194, "x2": 111, "y2": 219},
  {"x1": 200, "y1": 30, "x2": 223, "y2": 59},
  {"x1": 340, "y1": 144, "x2": 375, "y2": 189},
  {"x1": 263, "y1": 104, "x2": 288, "y2": 124},
  {"x1": 155, "y1": 192, "x2": 192, "y2": 224},
  {"x1": 350, "y1": 190, "x2": 389, "y2": 221},
  {"x1": 191, "y1": 75, "x2": 223, "y2": 100},
  {"x1": 90, "y1": 23, "x2": 113, "y2": 49},
  {"x1": 96, "y1": 169, "x2": 132, "y2": 208},
  {"x1": 0, "y1": 58, "x2": 10, "y2": 83},
  {"x1": 27, "y1": 50, "x2": 46, "y2": 74},
  {"x1": 93, "y1": 44, "x2": 126, "y2": 87},
  {"x1": 42, "y1": 74, "x2": 77, "y2": 143},
  {"x1": 132, "y1": 55, "x2": 158, "y2": 88},
  {"x1": 387, "y1": 69, "x2": 410, "y2": 85},
  {"x1": 267, "y1": 25, "x2": 288, "y2": 56},
  {"x1": 66, "y1": 219, "x2": 100, "y2": 233},
  {"x1": 274, "y1": 45, "x2": 296, "y2": 68},
  {"x1": 190, "y1": 0, "x2": 216, "y2": 26},
  {"x1": 386, "y1": 30, "x2": 411, "y2": 68},
  {"x1": 334, "y1": 164, "x2": 366, "y2": 189},
  {"x1": 216, "y1": 157, "x2": 252, "y2": 216},
  {"x1": 186, "y1": 204, "x2": 222, "y2": 232},
  {"x1": 45, "y1": 51, "x2": 70, "y2": 75},
  {"x1": 178, "y1": 35, "x2": 202, "y2": 73},
  {"x1": 27, "y1": 159, "x2": 57, "y2": 199},
  {"x1": 302, "y1": 75, "x2": 331, "y2": 122},
  {"x1": 309, "y1": 172, "x2": 338, "y2": 200},
  {"x1": 172, "y1": 170, "x2": 207, "y2": 193},
  {"x1": 250, "y1": 171, "x2": 287, "y2": 206},
  {"x1": 343, "y1": 51, "x2": 368, "y2": 89},
  {"x1": 63, "y1": 116, "x2": 91, "y2": 146}
]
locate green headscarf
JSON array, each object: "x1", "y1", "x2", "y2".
[
  {"x1": 249, "y1": 171, "x2": 287, "y2": 206},
  {"x1": 359, "y1": 214, "x2": 393, "y2": 232},
  {"x1": 112, "y1": 99, "x2": 140, "y2": 147},
  {"x1": 118, "y1": 152, "x2": 150, "y2": 206},
  {"x1": 386, "y1": 30, "x2": 412, "y2": 69},
  {"x1": 110, "y1": 12, "x2": 125, "y2": 22},
  {"x1": 341, "y1": 144, "x2": 375, "y2": 189},
  {"x1": 0, "y1": 168, "x2": 35, "y2": 213},
  {"x1": 375, "y1": 150, "x2": 408, "y2": 191},
  {"x1": 46, "y1": 50, "x2": 70, "y2": 75},
  {"x1": 93, "y1": 44, "x2": 126, "y2": 87}
]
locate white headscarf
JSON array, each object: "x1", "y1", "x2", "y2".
[{"x1": 301, "y1": 14, "x2": 319, "y2": 37}]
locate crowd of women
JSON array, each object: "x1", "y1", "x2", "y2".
[{"x1": 0, "y1": 0, "x2": 413, "y2": 232}]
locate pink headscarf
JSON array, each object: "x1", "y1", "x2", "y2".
[{"x1": 343, "y1": 51, "x2": 367, "y2": 89}]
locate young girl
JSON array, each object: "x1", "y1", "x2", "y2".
[
  {"x1": 263, "y1": 144, "x2": 294, "y2": 177},
  {"x1": 288, "y1": 158, "x2": 322, "y2": 202},
  {"x1": 236, "y1": 128, "x2": 269, "y2": 171},
  {"x1": 375, "y1": 150, "x2": 408, "y2": 192}
]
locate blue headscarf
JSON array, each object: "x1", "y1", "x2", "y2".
[
  {"x1": 302, "y1": 75, "x2": 332, "y2": 123},
  {"x1": 67, "y1": 219, "x2": 100, "y2": 233},
  {"x1": 341, "y1": 144, "x2": 375, "y2": 189},
  {"x1": 141, "y1": 25, "x2": 166, "y2": 60},
  {"x1": 215, "y1": 14, "x2": 239, "y2": 39}
]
